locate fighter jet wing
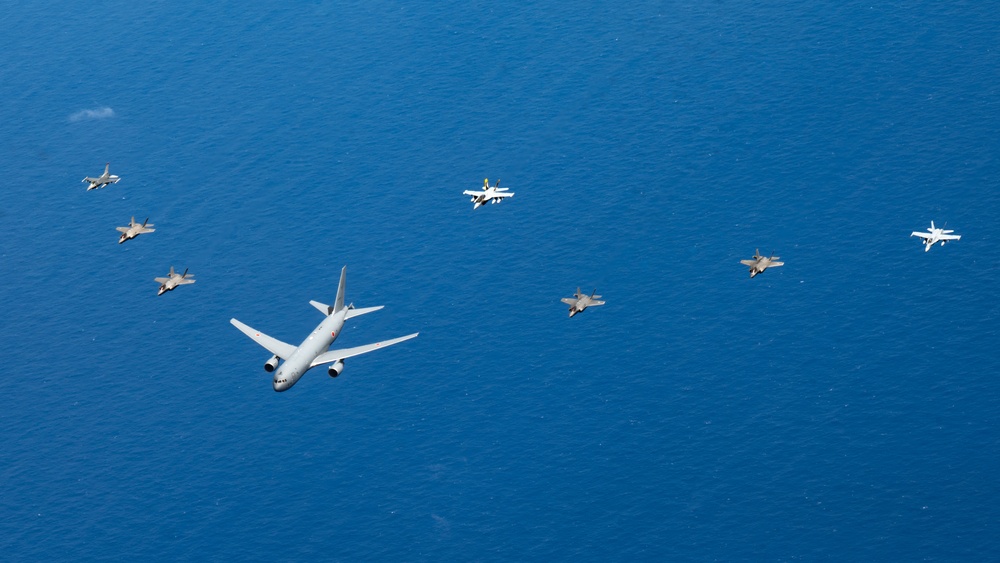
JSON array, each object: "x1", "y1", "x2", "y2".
[
  {"x1": 768, "y1": 261, "x2": 784, "y2": 267},
  {"x1": 462, "y1": 190, "x2": 482, "y2": 196},
  {"x1": 910, "y1": 231, "x2": 933, "y2": 240},
  {"x1": 938, "y1": 234, "x2": 961, "y2": 241},
  {"x1": 309, "y1": 332, "x2": 419, "y2": 368},
  {"x1": 116, "y1": 227, "x2": 130, "y2": 233},
  {"x1": 561, "y1": 298, "x2": 578, "y2": 305},
  {"x1": 740, "y1": 259, "x2": 757, "y2": 266},
  {"x1": 230, "y1": 318, "x2": 297, "y2": 360},
  {"x1": 589, "y1": 300, "x2": 606, "y2": 306},
  {"x1": 154, "y1": 277, "x2": 171, "y2": 283}
]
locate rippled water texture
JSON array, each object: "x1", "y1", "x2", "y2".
[{"x1": 1, "y1": 2, "x2": 998, "y2": 559}]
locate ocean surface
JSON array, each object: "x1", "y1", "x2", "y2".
[{"x1": 2, "y1": 1, "x2": 999, "y2": 560}]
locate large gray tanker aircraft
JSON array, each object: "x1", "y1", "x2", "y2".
[{"x1": 230, "y1": 266, "x2": 419, "y2": 392}]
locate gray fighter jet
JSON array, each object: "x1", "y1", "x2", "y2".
[
  {"x1": 561, "y1": 288, "x2": 605, "y2": 317},
  {"x1": 463, "y1": 178, "x2": 513, "y2": 209},
  {"x1": 82, "y1": 163, "x2": 121, "y2": 190},
  {"x1": 740, "y1": 249, "x2": 784, "y2": 278},
  {"x1": 230, "y1": 266, "x2": 419, "y2": 392},
  {"x1": 155, "y1": 266, "x2": 195, "y2": 295},
  {"x1": 116, "y1": 216, "x2": 155, "y2": 244}
]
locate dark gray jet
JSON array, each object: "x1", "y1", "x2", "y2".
[
  {"x1": 82, "y1": 163, "x2": 121, "y2": 190},
  {"x1": 740, "y1": 249, "x2": 784, "y2": 278},
  {"x1": 116, "y1": 216, "x2": 155, "y2": 244},
  {"x1": 155, "y1": 266, "x2": 195, "y2": 295},
  {"x1": 561, "y1": 288, "x2": 605, "y2": 317},
  {"x1": 230, "y1": 266, "x2": 419, "y2": 392}
]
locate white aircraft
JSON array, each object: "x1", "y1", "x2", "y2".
[
  {"x1": 230, "y1": 266, "x2": 418, "y2": 392},
  {"x1": 82, "y1": 163, "x2": 121, "y2": 190},
  {"x1": 463, "y1": 178, "x2": 513, "y2": 209},
  {"x1": 911, "y1": 221, "x2": 961, "y2": 252}
]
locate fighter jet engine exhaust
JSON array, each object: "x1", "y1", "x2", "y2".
[
  {"x1": 328, "y1": 360, "x2": 344, "y2": 378},
  {"x1": 264, "y1": 355, "x2": 279, "y2": 372}
]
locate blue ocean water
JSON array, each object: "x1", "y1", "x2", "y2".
[{"x1": 2, "y1": 1, "x2": 999, "y2": 559}]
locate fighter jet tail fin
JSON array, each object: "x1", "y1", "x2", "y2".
[{"x1": 333, "y1": 266, "x2": 347, "y2": 313}]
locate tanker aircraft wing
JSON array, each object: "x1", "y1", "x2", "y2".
[
  {"x1": 310, "y1": 333, "x2": 419, "y2": 368},
  {"x1": 230, "y1": 318, "x2": 296, "y2": 360}
]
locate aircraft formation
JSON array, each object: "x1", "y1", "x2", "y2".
[
  {"x1": 79, "y1": 164, "x2": 962, "y2": 392},
  {"x1": 84, "y1": 164, "x2": 193, "y2": 295}
]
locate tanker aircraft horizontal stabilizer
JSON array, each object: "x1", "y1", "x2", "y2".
[
  {"x1": 230, "y1": 266, "x2": 419, "y2": 392},
  {"x1": 463, "y1": 178, "x2": 513, "y2": 209},
  {"x1": 911, "y1": 221, "x2": 960, "y2": 252}
]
